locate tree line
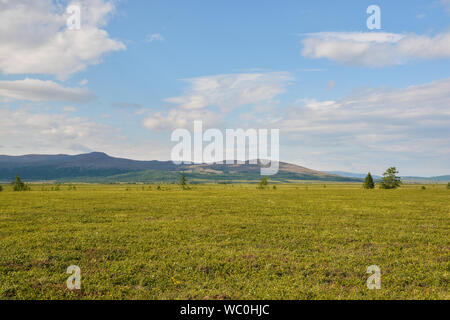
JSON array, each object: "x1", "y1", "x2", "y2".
[
  {"x1": 1, "y1": 170, "x2": 449, "y2": 192},
  {"x1": 363, "y1": 167, "x2": 402, "y2": 189}
]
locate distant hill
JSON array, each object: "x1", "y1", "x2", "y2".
[
  {"x1": 0, "y1": 152, "x2": 361, "y2": 183},
  {"x1": 327, "y1": 171, "x2": 382, "y2": 179},
  {"x1": 327, "y1": 171, "x2": 450, "y2": 183},
  {"x1": 401, "y1": 175, "x2": 450, "y2": 183},
  {"x1": 0, "y1": 152, "x2": 176, "y2": 181}
]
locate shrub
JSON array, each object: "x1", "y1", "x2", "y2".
[
  {"x1": 257, "y1": 177, "x2": 268, "y2": 189},
  {"x1": 447, "y1": 182, "x2": 450, "y2": 189},
  {"x1": 363, "y1": 173, "x2": 375, "y2": 189},
  {"x1": 421, "y1": 186, "x2": 426, "y2": 190},
  {"x1": 13, "y1": 175, "x2": 30, "y2": 191},
  {"x1": 0, "y1": 185, "x2": 3, "y2": 192}
]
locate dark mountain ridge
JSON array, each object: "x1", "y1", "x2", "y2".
[{"x1": 0, "y1": 152, "x2": 360, "y2": 182}]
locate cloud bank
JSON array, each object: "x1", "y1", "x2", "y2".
[
  {"x1": 165, "y1": 72, "x2": 293, "y2": 111},
  {"x1": 0, "y1": 0, "x2": 125, "y2": 80},
  {"x1": 302, "y1": 31, "x2": 450, "y2": 67},
  {"x1": 0, "y1": 78, "x2": 95, "y2": 102},
  {"x1": 274, "y1": 78, "x2": 450, "y2": 158},
  {"x1": 143, "y1": 72, "x2": 293, "y2": 130}
]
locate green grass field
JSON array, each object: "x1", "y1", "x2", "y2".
[{"x1": 0, "y1": 183, "x2": 448, "y2": 300}]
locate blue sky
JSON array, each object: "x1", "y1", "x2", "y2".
[{"x1": 0, "y1": 0, "x2": 449, "y2": 176}]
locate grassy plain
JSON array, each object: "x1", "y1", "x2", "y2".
[{"x1": 0, "y1": 183, "x2": 448, "y2": 299}]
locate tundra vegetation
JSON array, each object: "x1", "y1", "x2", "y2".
[
  {"x1": 257, "y1": 177, "x2": 269, "y2": 189},
  {"x1": 0, "y1": 183, "x2": 448, "y2": 299}
]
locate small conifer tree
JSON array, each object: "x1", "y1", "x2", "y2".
[
  {"x1": 179, "y1": 171, "x2": 188, "y2": 190},
  {"x1": 363, "y1": 172, "x2": 375, "y2": 189},
  {"x1": 13, "y1": 175, "x2": 30, "y2": 191}
]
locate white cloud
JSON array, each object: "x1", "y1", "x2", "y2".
[
  {"x1": 279, "y1": 78, "x2": 450, "y2": 130},
  {"x1": 143, "y1": 108, "x2": 222, "y2": 131},
  {"x1": 305, "y1": 32, "x2": 404, "y2": 43},
  {"x1": 79, "y1": 79, "x2": 88, "y2": 85},
  {"x1": 0, "y1": 107, "x2": 119, "y2": 154},
  {"x1": 0, "y1": 78, "x2": 95, "y2": 102},
  {"x1": 302, "y1": 31, "x2": 450, "y2": 67},
  {"x1": 265, "y1": 78, "x2": 450, "y2": 175},
  {"x1": 146, "y1": 33, "x2": 164, "y2": 42},
  {"x1": 142, "y1": 72, "x2": 293, "y2": 132},
  {"x1": 165, "y1": 72, "x2": 293, "y2": 111},
  {"x1": 0, "y1": 0, "x2": 125, "y2": 80},
  {"x1": 274, "y1": 78, "x2": 450, "y2": 155},
  {"x1": 0, "y1": 107, "x2": 172, "y2": 160}
]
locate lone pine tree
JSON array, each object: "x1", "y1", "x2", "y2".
[
  {"x1": 13, "y1": 175, "x2": 30, "y2": 191},
  {"x1": 179, "y1": 171, "x2": 188, "y2": 190},
  {"x1": 363, "y1": 172, "x2": 375, "y2": 189}
]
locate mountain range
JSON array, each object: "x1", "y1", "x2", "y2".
[
  {"x1": 0, "y1": 152, "x2": 360, "y2": 183},
  {"x1": 1, "y1": 152, "x2": 447, "y2": 183}
]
